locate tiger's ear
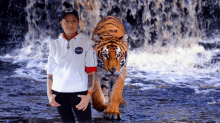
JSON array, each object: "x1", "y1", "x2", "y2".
[
  {"x1": 93, "y1": 34, "x2": 99, "y2": 41},
  {"x1": 93, "y1": 34, "x2": 101, "y2": 45},
  {"x1": 122, "y1": 34, "x2": 128, "y2": 45}
]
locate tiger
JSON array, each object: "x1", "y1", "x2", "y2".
[{"x1": 91, "y1": 16, "x2": 128, "y2": 120}]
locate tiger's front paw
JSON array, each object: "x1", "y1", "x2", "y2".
[{"x1": 104, "y1": 111, "x2": 122, "y2": 120}]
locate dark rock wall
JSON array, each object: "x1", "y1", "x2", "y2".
[
  {"x1": 196, "y1": 0, "x2": 220, "y2": 38},
  {"x1": 0, "y1": 0, "x2": 27, "y2": 54}
]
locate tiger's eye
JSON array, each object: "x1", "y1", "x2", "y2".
[{"x1": 117, "y1": 54, "x2": 121, "y2": 57}]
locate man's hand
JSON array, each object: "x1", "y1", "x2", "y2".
[
  {"x1": 48, "y1": 94, "x2": 61, "y2": 107},
  {"x1": 76, "y1": 94, "x2": 91, "y2": 111}
]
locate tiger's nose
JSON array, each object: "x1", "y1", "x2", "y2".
[{"x1": 109, "y1": 68, "x2": 117, "y2": 74}]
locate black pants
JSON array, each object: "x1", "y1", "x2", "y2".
[{"x1": 52, "y1": 90, "x2": 92, "y2": 123}]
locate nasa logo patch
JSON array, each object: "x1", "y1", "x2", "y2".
[{"x1": 75, "y1": 47, "x2": 83, "y2": 54}]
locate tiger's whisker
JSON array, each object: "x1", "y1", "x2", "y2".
[{"x1": 120, "y1": 74, "x2": 124, "y2": 80}]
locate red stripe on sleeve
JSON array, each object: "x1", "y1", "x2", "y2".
[{"x1": 85, "y1": 67, "x2": 97, "y2": 73}]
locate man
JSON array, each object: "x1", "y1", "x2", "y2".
[{"x1": 47, "y1": 2, "x2": 97, "y2": 122}]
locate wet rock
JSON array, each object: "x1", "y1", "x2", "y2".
[
  {"x1": 2, "y1": 106, "x2": 31, "y2": 112},
  {"x1": 156, "y1": 98, "x2": 169, "y2": 102},
  {"x1": 35, "y1": 91, "x2": 47, "y2": 96},
  {"x1": 8, "y1": 93, "x2": 20, "y2": 97},
  {"x1": 21, "y1": 106, "x2": 31, "y2": 111}
]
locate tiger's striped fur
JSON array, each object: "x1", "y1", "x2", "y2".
[{"x1": 91, "y1": 16, "x2": 128, "y2": 120}]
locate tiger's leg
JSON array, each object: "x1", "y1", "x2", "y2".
[
  {"x1": 92, "y1": 77, "x2": 107, "y2": 111},
  {"x1": 100, "y1": 78, "x2": 109, "y2": 104},
  {"x1": 107, "y1": 78, "x2": 125, "y2": 107},
  {"x1": 104, "y1": 69, "x2": 126, "y2": 120}
]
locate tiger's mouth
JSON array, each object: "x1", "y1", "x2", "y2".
[{"x1": 105, "y1": 69, "x2": 122, "y2": 76}]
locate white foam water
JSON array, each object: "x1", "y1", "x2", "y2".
[
  {"x1": 3, "y1": 36, "x2": 51, "y2": 81},
  {"x1": 125, "y1": 38, "x2": 220, "y2": 93},
  {"x1": 4, "y1": 37, "x2": 220, "y2": 94}
]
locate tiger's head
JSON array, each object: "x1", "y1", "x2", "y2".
[{"x1": 93, "y1": 34, "x2": 128, "y2": 76}]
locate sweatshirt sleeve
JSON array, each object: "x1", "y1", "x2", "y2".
[
  {"x1": 85, "y1": 40, "x2": 97, "y2": 73},
  {"x1": 47, "y1": 42, "x2": 57, "y2": 74}
]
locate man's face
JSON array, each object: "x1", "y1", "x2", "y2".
[{"x1": 60, "y1": 14, "x2": 79, "y2": 35}]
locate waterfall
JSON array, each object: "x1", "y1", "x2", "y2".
[{"x1": 2, "y1": 0, "x2": 219, "y2": 55}]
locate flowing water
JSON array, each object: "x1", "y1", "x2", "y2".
[{"x1": 0, "y1": 0, "x2": 220, "y2": 122}]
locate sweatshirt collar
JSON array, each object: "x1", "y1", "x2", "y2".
[{"x1": 62, "y1": 32, "x2": 79, "y2": 40}]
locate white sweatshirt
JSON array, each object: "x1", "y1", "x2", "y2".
[{"x1": 47, "y1": 33, "x2": 97, "y2": 92}]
